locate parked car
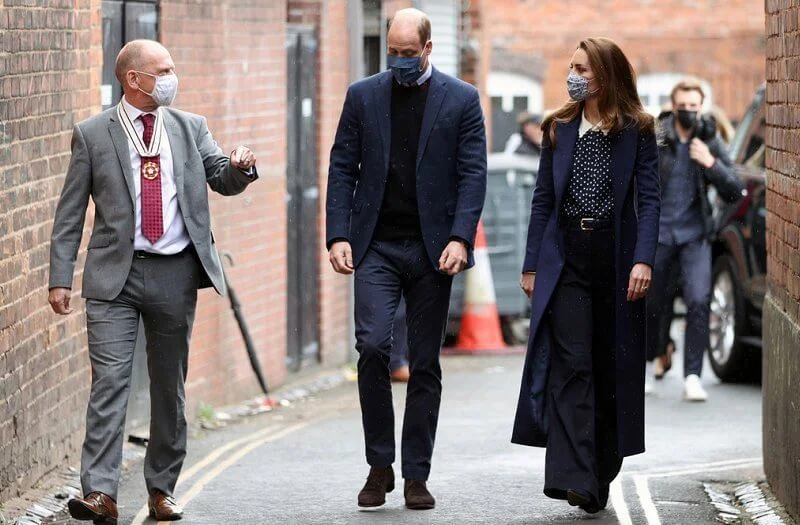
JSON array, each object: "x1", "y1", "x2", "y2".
[
  {"x1": 447, "y1": 152, "x2": 539, "y2": 344},
  {"x1": 707, "y1": 84, "x2": 766, "y2": 382}
]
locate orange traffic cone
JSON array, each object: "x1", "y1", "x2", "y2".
[{"x1": 452, "y1": 221, "x2": 507, "y2": 353}]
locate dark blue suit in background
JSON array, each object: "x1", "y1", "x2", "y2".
[{"x1": 326, "y1": 67, "x2": 486, "y2": 480}]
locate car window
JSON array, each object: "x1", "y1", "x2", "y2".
[
  {"x1": 730, "y1": 87, "x2": 765, "y2": 166},
  {"x1": 742, "y1": 105, "x2": 766, "y2": 169}
]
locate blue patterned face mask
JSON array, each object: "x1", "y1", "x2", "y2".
[{"x1": 567, "y1": 71, "x2": 595, "y2": 101}]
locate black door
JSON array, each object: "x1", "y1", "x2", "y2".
[{"x1": 286, "y1": 26, "x2": 320, "y2": 372}]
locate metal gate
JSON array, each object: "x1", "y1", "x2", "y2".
[{"x1": 286, "y1": 26, "x2": 320, "y2": 372}]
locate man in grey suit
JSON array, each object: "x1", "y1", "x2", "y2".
[{"x1": 48, "y1": 39, "x2": 258, "y2": 523}]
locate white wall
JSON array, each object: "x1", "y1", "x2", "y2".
[
  {"x1": 487, "y1": 71, "x2": 544, "y2": 113},
  {"x1": 417, "y1": 0, "x2": 460, "y2": 77}
]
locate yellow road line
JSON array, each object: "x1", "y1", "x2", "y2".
[{"x1": 131, "y1": 421, "x2": 310, "y2": 524}]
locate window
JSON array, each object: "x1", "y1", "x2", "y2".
[
  {"x1": 637, "y1": 73, "x2": 714, "y2": 117},
  {"x1": 101, "y1": 0, "x2": 159, "y2": 110},
  {"x1": 729, "y1": 86, "x2": 766, "y2": 168}
]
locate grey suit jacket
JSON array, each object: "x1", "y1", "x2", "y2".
[{"x1": 49, "y1": 106, "x2": 257, "y2": 300}]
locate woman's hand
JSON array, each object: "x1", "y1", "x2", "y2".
[
  {"x1": 520, "y1": 272, "x2": 536, "y2": 298},
  {"x1": 627, "y1": 263, "x2": 652, "y2": 302}
]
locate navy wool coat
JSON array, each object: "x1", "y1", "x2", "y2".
[
  {"x1": 511, "y1": 115, "x2": 661, "y2": 457},
  {"x1": 325, "y1": 67, "x2": 487, "y2": 270}
]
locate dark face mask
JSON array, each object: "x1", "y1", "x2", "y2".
[
  {"x1": 387, "y1": 54, "x2": 423, "y2": 85},
  {"x1": 676, "y1": 109, "x2": 698, "y2": 130},
  {"x1": 387, "y1": 43, "x2": 429, "y2": 86}
]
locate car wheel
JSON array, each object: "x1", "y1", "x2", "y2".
[{"x1": 708, "y1": 254, "x2": 756, "y2": 382}]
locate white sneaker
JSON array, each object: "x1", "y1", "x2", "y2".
[
  {"x1": 683, "y1": 374, "x2": 708, "y2": 402},
  {"x1": 645, "y1": 380, "x2": 654, "y2": 395}
]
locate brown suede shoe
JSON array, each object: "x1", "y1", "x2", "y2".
[
  {"x1": 404, "y1": 479, "x2": 435, "y2": 510},
  {"x1": 358, "y1": 466, "x2": 395, "y2": 507},
  {"x1": 149, "y1": 490, "x2": 184, "y2": 521},
  {"x1": 67, "y1": 492, "x2": 118, "y2": 523}
]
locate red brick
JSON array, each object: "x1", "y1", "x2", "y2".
[
  {"x1": 0, "y1": 0, "x2": 101, "y2": 502},
  {"x1": 471, "y1": 0, "x2": 764, "y2": 123}
]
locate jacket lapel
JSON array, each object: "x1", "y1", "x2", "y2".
[
  {"x1": 416, "y1": 68, "x2": 447, "y2": 172},
  {"x1": 372, "y1": 72, "x2": 393, "y2": 176},
  {"x1": 612, "y1": 126, "x2": 637, "y2": 219},
  {"x1": 108, "y1": 113, "x2": 137, "y2": 206},
  {"x1": 162, "y1": 109, "x2": 186, "y2": 202},
  {"x1": 552, "y1": 117, "x2": 580, "y2": 204}
]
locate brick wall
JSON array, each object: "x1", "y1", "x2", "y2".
[
  {"x1": 0, "y1": 0, "x2": 102, "y2": 501},
  {"x1": 476, "y1": 0, "x2": 764, "y2": 121},
  {"x1": 159, "y1": 0, "x2": 290, "y2": 406},
  {"x1": 763, "y1": 1, "x2": 800, "y2": 519},
  {"x1": 384, "y1": 0, "x2": 413, "y2": 14},
  {"x1": 0, "y1": 0, "x2": 359, "y2": 503},
  {"x1": 161, "y1": 0, "x2": 354, "y2": 407},
  {"x1": 317, "y1": 0, "x2": 353, "y2": 365}
]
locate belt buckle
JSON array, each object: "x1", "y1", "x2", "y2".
[
  {"x1": 580, "y1": 218, "x2": 594, "y2": 231},
  {"x1": 135, "y1": 251, "x2": 147, "y2": 259}
]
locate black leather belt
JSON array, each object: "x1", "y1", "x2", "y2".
[
  {"x1": 134, "y1": 247, "x2": 190, "y2": 259},
  {"x1": 564, "y1": 217, "x2": 612, "y2": 231}
]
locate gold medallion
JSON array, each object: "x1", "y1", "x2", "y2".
[{"x1": 143, "y1": 161, "x2": 160, "y2": 181}]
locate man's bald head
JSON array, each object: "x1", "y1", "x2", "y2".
[
  {"x1": 387, "y1": 8, "x2": 431, "y2": 47},
  {"x1": 114, "y1": 39, "x2": 170, "y2": 85}
]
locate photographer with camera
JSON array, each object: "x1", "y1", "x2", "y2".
[{"x1": 646, "y1": 78, "x2": 743, "y2": 401}]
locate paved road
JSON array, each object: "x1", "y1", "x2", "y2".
[{"x1": 91, "y1": 337, "x2": 764, "y2": 525}]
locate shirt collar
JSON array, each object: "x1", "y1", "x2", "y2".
[
  {"x1": 415, "y1": 62, "x2": 433, "y2": 86},
  {"x1": 121, "y1": 96, "x2": 157, "y2": 122},
  {"x1": 579, "y1": 110, "x2": 609, "y2": 138}
]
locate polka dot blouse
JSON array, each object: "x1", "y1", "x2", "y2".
[{"x1": 562, "y1": 129, "x2": 613, "y2": 219}]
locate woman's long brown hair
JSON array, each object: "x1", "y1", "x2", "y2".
[{"x1": 544, "y1": 37, "x2": 655, "y2": 146}]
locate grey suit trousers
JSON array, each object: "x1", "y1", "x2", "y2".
[{"x1": 81, "y1": 248, "x2": 201, "y2": 500}]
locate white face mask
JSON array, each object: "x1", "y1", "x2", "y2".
[{"x1": 136, "y1": 71, "x2": 179, "y2": 106}]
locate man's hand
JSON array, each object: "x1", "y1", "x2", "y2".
[
  {"x1": 231, "y1": 146, "x2": 257, "y2": 171},
  {"x1": 49, "y1": 287, "x2": 73, "y2": 315},
  {"x1": 520, "y1": 272, "x2": 535, "y2": 298},
  {"x1": 439, "y1": 240, "x2": 468, "y2": 276},
  {"x1": 329, "y1": 241, "x2": 354, "y2": 275},
  {"x1": 627, "y1": 263, "x2": 652, "y2": 302},
  {"x1": 690, "y1": 138, "x2": 715, "y2": 169}
]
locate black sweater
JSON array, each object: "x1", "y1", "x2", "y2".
[{"x1": 374, "y1": 79, "x2": 430, "y2": 241}]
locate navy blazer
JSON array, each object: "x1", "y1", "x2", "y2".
[{"x1": 325, "y1": 67, "x2": 487, "y2": 270}]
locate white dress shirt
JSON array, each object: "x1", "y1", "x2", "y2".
[
  {"x1": 121, "y1": 97, "x2": 190, "y2": 254},
  {"x1": 415, "y1": 61, "x2": 433, "y2": 85},
  {"x1": 579, "y1": 110, "x2": 610, "y2": 138}
]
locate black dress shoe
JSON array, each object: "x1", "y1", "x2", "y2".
[
  {"x1": 404, "y1": 480, "x2": 435, "y2": 510},
  {"x1": 566, "y1": 488, "x2": 593, "y2": 508},
  {"x1": 358, "y1": 466, "x2": 395, "y2": 507},
  {"x1": 568, "y1": 487, "x2": 606, "y2": 514},
  {"x1": 578, "y1": 484, "x2": 609, "y2": 514}
]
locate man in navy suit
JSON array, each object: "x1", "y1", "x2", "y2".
[{"x1": 326, "y1": 8, "x2": 486, "y2": 511}]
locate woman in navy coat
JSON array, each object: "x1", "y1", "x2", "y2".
[{"x1": 512, "y1": 37, "x2": 660, "y2": 514}]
